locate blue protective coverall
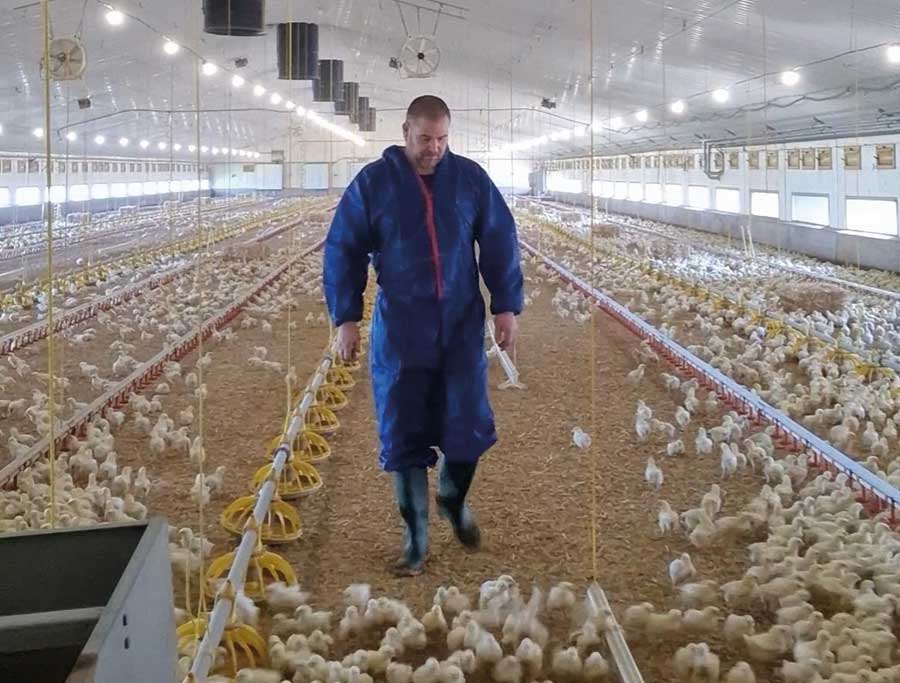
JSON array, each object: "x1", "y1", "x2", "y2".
[{"x1": 323, "y1": 145, "x2": 524, "y2": 473}]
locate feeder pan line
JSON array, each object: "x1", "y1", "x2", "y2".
[
  {"x1": 0, "y1": 238, "x2": 326, "y2": 486},
  {"x1": 585, "y1": 583, "x2": 644, "y2": 683},
  {"x1": 520, "y1": 238, "x2": 900, "y2": 515},
  {"x1": 527, "y1": 197, "x2": 900, "y2": 302},
  {"x1": 529, "y1": 206, "x2": 900, "y2": 377},
  {"x1": 189, "y1": 347, "x2": 336, "y2": 681}
]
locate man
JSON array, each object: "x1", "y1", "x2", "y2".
[{"x1": 323, "y1": 95, "x2": 523, "y2": 575}]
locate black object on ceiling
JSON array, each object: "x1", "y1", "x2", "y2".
[
  {"x1": 203, "y1": 0, "x2": 266, "y2": 36},
  {"x1": 335, "y1": 82, "x2": 359, "y2": 119},
  {"x1": 313, "y1": 60, "x2": 344, "y2": 103},
  {"x1": 359, "y1": 107, "x2": 377, "y2": 133},
  {"x1": 276, "y1": 22, "x2": 318, "y2": 80}
]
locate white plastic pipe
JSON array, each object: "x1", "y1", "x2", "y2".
[
  {"x1": 486, "y1": 320, "x2": 524, "y2": 389},
  {"x1": 188, "y1": 346, "x2": 335, "y2": 682},
  {"x1": 585, "y1": 583, "x2": 644, "y2": 683}
]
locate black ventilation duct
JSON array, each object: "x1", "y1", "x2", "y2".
[
  {"x1": 203, "y1": 0, "x2": 265, "y2": 36},
  {"x1": 313, "y1": 60, "x2": 344, "y2": 102},
  {"x1": 357, "y1": 96, "x2": 370, "y2": 126},
  {"x1": 335, "y1": 82, "x2": 359, "y2": 118},
  {"x1": 276, "y1": 22, "x2": 318, "y2": 80},
  {"x1": 359, "y1": 107, "x2": 377, "y2": 133}
]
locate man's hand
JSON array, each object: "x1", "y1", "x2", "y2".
[
  {"x1": 494, "y1": 312, "x2": 518, "y2": 352},
  {"x1": 336, "y1": 321, "x2": 360, "y2": 362}
]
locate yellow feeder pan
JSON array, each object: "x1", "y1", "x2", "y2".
[
  {"x1": 326, "y1": 366, "x2": 356, "y2": 390},
  {"x1": 333, "y1": 356, "x2": 361, "y2": 372},
  {"x1": 304, "y1": 404, "x2": 340, "y2": 434},
  {"x1": 316, "y1": 384, "x2": 348, "y2": 411},
  {"x1": 252, "y1": 455, "x2": 322, "y2": 499},
  {"x1": 175, "y1": 608, "x2": 267, "y2": 675},
  {"x1": 205, "y1": 544, "x2": 297, "y2": 602},
  {"x1": 220, "y1": 494, "x2": 302, "y2": 543},
  {"x1": 294, "y1": 429, "x2": 331, "y2": 462}
]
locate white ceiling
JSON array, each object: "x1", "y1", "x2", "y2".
[{"x1": 1, "y1": 0, "x2": 899, "y2": 160}]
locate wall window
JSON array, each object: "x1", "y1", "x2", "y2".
[
  {"x1": 0, "y1": 187, "x2": 10, "y2": 207},
  {"x1": 644, "y1": 183, "x2": 662, "y2": 203},
  {"x1": 157, "y1": 181, "x2": 170, "y2": 194},
  {"x1": 664, "y1": 184, "x2": 684, "y2": 206},
  {"x1": 303, "y1": 163, "x2": 329, "y2": 190},
  {"x1": 200, "y1": 179, "x2": 210, "y2": 190},
  {"x1": 750, "y1": 191, "x2": 779, "y2": 218},
  {"x1": 715, "y1": 187, "x2": 741, "y2": 213},
  {"x1": 546, "y1": 172, "x2": 583, "y2": 193},
  {"x1": 14, "y1": 186, "x2": 41, "y2": 206},
  {"x1": 110, "y1": 183, "x2": 128, "y2": 198},
  {"x1": 591, "y1": 180, "x2": 611, "y2": 198},
  {"x1": 45, "y1": 186, "x2": 66, "y2": 203},
  {"x1": 792, "y1": 194, "x2": 830, "y2": 226},
  {"x1": 688, "y1": 185, "x2": 710, "y2": 210},
  {"x1": 846, "y1": 198, "x2": 898, "y2": 236},
  {"x1": 186, "y1": 179, "x2": 200, "y2": 192},
  {"x1": 627, "y1": 182, "x2": 643, "y2": 201},
  {"x1": 143, "y1": 181, "x2": 158, "y2": 195},
  {"x1": 613, "y1": 181, "x2": 627, "y2": 199},
  {"x1": 69, "y1": 184, "x2": 90, "y2": 201},
  {"x1": 90, "y1": 183, "x2": 110, "y2": 199},
  {"x1": 127, "y1": 182, "x2": 144, "y2": 196}
]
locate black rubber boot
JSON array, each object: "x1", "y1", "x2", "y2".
[
  {"x1": 391, "y1": 467, "x2": 429, "y2": 574},
  {"x1": 436, "y1": 459, "x2": 481, "y2": 551}
]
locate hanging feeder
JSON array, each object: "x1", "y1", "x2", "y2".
[
  {"x1": 304, "y1": 404, "x2": 340, "y2": 434},
  {"x1": 313, "y1": 59, "x2": 344, "y2": 102},
  {"x1": 326, "y1": 366, "x2": 356, "y2": 389},
  {"x1": 220, "y1": 493, "x2": 302, "y2": 543},
  {"x1": 316, "y1": 384, "x2": 348, "y2": 410},
  {"x1": 202, "y1": 0, "x2": 266, "y2": 36},
  {"x1": 205, "y1": 539, "x2": 297, "y2": 602},
  {"x1": 294, "y1": 429, "x2": 332, "y2": 462},
  {"x1": 252, "y1": 452, "x2": 323, "y2": 499}
]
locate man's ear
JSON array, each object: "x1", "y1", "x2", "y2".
[{"x1": 402, "y1": 121, "x2": 409, "y2": 137}]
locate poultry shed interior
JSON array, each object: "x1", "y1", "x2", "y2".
[{"x1": 3, "y1": 1, "x2": 900, "y2": 682}]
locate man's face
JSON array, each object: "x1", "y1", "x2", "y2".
[{"x1": 403, "y1": 115, "x2": 450, "y2": 173}]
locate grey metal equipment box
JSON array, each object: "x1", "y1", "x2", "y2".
[{"x1": 0, "y1": 518, "x2": 176, "y2": 683}]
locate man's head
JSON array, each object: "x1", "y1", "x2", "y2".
[{"x1": 403, "y1": 95, "x2": 450, "y2": 174}]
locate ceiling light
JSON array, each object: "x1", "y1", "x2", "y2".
[
  {"x1": 572, "y1": 126, "x2": 586, "y2": 138},
  {"x1": 231, "y1": 74, "x2": 245, "y2": 88},
  {"x1": 188, "y1": 144, "x2": 197, "y2": 152},
  {"x1": 635, "y1": 109, "x2": 648, "y2": 123},
  {"x1": 254, "y1": 152, "x2": 261, "y2": 158},
  {"x1": 200, "y1": 145, "x2": 209, "y2": 153},
  {"x1": 887, "y1": 45, "x2": 900, "y2": 64},
  {"x1": 201, "y1": 62, "x2": 218, "y2": 76},
  {"x1": 94, "y1": 134, "x2": 106, "y2": 145},
  {"x1": 163, "y1": 40, "x2": 180, "y2": 55},
  {"x1": 253, "y1": 84, "x2": 265, "y2": 97},
  {"x1": 780, "y1": 70, "x2": 800, "y2": 86},
  {"x1": 295, "y1": 105, "x2": 306, "y2": 116},
  {"x1": 230, "y1": 148, "x2": 238, "y2": 155},
  {"x1": 158, "y1": 141, "x2": 167, "y2": 150},
  {"x1": 285, "y1": 100, "x2": 295, "y2": 109},
  {"x1": 118, "y1": 136, "x2": 129, "y2": 146},
  {"x1": 712, "y1": 88, "x2": 730, "y2": 103},
  {"x1": 105, "y1": 9, "x2": 124, "y2": 26},
  {"x1": 65, "y1": 131, "x2": 77, "y2": 142},
  {"x1": 670, "y1": 99, "x2": 685, "y2": 114},
  {"x1": 211, "y1": 147, "x2": 219, "y2": 155},
  {"x1": 173, "y1": 143, "x2": 182, "y2": 151},
  {"x1": 609, "y1": 116, "x2": 623, "y2": 130},
  {"x1": 139, "y1": 139, "x2": 149, "y2": 149},
  {"x1": 270, "y1": 92, "x2": 282, "y2": 105},
  {"x1": 32, "y1": 127, "x2": 44, "y2": 139}
]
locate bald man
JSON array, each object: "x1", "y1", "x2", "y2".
[{"x1": 324, "y1": 95, "x2": 523, "y2": 575}]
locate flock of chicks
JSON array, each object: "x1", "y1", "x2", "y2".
[
  {"x1": 0, "y1": 203, "x2": 327, "y2": 538},
  {"x1": 520, "y1": 208, "x2": 900, "y2": 681},
  {"x1": 180, "y1": 576, "x2": 623, "y2": 683}
]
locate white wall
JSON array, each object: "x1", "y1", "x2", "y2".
[
  {"x1": 210, "y1": 162, "x2": 282, "y2": 191},
  {"x1": 548, "y1": 132, "x2": 900, "y2": 236}
]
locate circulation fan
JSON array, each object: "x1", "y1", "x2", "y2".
[
  {"x1": 43, "y1": 37, "x2": 87, "y2": 81},
  {"x1": 398, "y1": 34, "x2": 440, "y2": 79}
]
